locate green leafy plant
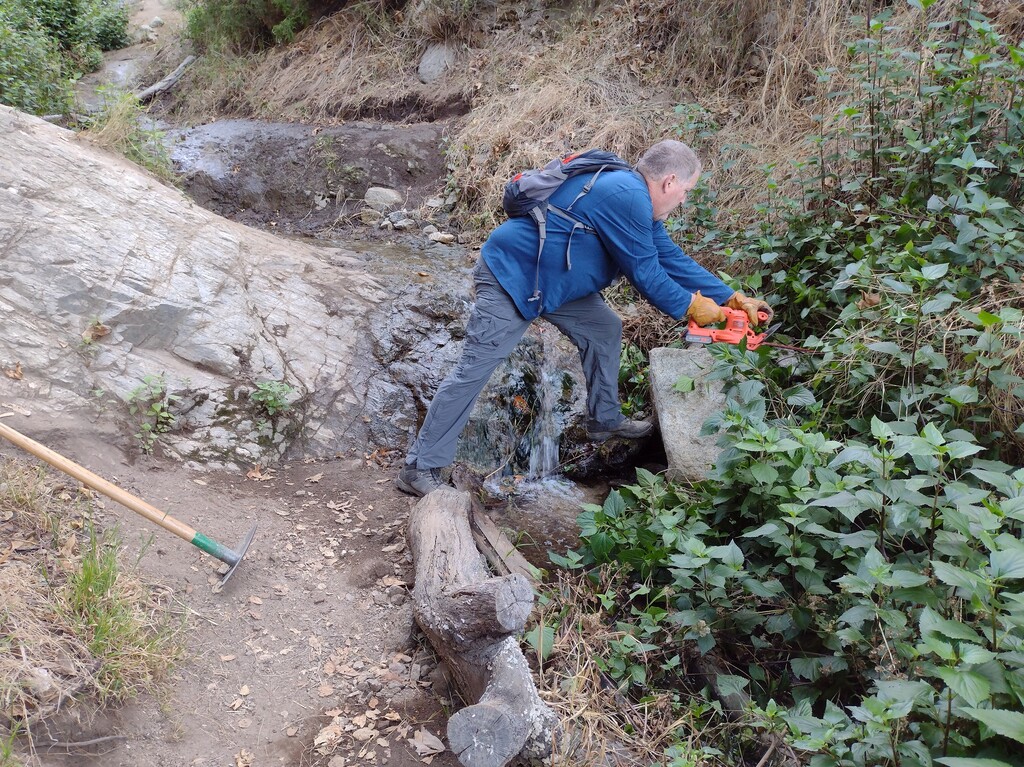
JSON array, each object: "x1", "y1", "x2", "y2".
[
  {"x1": 0, "y1": 0, "x2": 72, "y2": 114},
  {"x1": 126, "y1": 374, "x2": 178, "y2": 453},
  {"x1": 550, "y1": 2, "x2": 1024, "y2": 764},
  {"x1": 250, "y1": 379, "x2": 296, "y2": 416},
  {"x1": 618, "y1": 341, "x2": 650, "y2": 418},
  {"x1": 183, "y1": 0, "x2": 310, "y2": 53}
]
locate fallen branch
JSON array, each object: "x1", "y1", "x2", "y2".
[{"x1": 135, "y1": 56, "x2": 196, "y2": 103}]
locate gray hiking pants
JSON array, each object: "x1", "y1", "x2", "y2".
[{"x1": 407, "y1": 259, "x2": 624, "y2": 470}]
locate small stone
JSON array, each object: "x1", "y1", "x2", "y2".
[
  {"x1": 387, "y1": 210, "x2": 409, "y2": 224},
  {"x1": 393, "y1": 218, "x2": 417, "y2": 231},
  {"x1": 422, "y1": 224, "x2": 439, "y2": 235},
  {"x1": 150, "y1": 16, "x2": 164, "y2": 27},
  {"x1": 425, "y1": 197, "x2": 444, "y2": 208},
  {"x1": 428, "y1": 232, "x2": 456, "y2": 245}
]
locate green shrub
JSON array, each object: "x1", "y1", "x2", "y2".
[
  {"x1": 82, "y1": 0, "x2": 131, "y2": 51},
  {"x1": 0, "y1": 0, "x2": 129, "y2": 115},
  {"x1": 554, "y1": 2, "x2": 1024, "y2": 764},
  {"x1": 183, "y1": 0, "x2": 310, "y2": 53},
  {"x1": 0, "y1": 2, "x2": 73, "y2": 114}
]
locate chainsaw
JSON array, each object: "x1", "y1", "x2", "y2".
[{"x1": 685, "y1": 307, "x2": 780, "y2": 350}]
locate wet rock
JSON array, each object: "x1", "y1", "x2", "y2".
[
  {"x1": 428, "y1": 232, "x2": 456, "y2": 245},
  {"x1": 418, "y1": 42, "x2": 457, "y2": 84},
  {"x1": 393, "y1": 218, "x2": 417, "y2": 231},
  {"x1": 648, "y1": 347, "x2": 727, "y2": 481}
]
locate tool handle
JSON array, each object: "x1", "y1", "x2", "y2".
[{"x1": 0, "y1": 421, "x2": 198, "y2": 543}]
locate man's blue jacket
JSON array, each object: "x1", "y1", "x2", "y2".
[{"x1": 481, "y1": 169, "x2": 734, "y2": 321}]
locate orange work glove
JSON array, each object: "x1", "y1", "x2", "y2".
[
  {"x1": 726, "y1": 292, "x2": 774, "y2": 325},
  {"x1": 686, "y1": 291, "x2": 727, "y2": 326}
]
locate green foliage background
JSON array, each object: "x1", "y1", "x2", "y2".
[
  {"x1": 0, "y1": 0, "x2": 130, "y2": 115},
  {"x1": 568, "y1": 2, "x2": 1024, "y2": 765}
]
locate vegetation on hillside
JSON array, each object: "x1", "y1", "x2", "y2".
[
  {"x1": 545, "y1": 2, "x2": 1024, "y2": 765},
  {"x1": 0, "y1": 0, "x2": 130, "y2": 115},
  {"x1": 0, "y1": 458, "x2": 182, "y2": 755}
]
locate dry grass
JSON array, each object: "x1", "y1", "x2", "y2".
[
  {"x1": 531, "y1": 569, "x2": 748, "y2": 766},
  {"x1": 0, "y1": 457, "x2": 182, "y2": 752}
]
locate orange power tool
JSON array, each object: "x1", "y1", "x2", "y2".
[{"x1": 685, "y1": 308, "x2": 779, "y2": 350}]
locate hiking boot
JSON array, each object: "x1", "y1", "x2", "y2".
[
  {"x1": 396, "y1": 464, "x2": 445, "y2": 497},
  {"x1": 586, "y1": 418, "x2": 654, "y2": 442}
]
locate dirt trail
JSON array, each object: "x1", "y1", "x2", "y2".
[
  {"x1": 74, "y1": 0, "x2": 184, "y2": 111},
  {"x1": 1, "y1": 419, "x2": 461, "y2": 767}
]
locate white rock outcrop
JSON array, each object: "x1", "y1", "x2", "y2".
[{"x1": 0, "y1": 106, "x2": 385, "y2": 468}]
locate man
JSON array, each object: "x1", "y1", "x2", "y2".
[{"x1": 396, "y1": 139, "x2": 772, "y2": 497}]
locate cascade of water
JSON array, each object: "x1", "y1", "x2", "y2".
[{"x1": 526, "y1": 326, "x2": 562, "y2": 480}]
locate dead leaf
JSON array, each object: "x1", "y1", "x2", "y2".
[
  {"x1": 286, "y1": 726, "x2": 298, "y2": 737},
  {"x1": 239, "y1": 685, "x2": 250, "y2": 696},
  {"x1": 220, "y1": 654, "x2": 236, "y2": 662},
  {"x1": 410, "y1": 728, "x2": 446, "y2": 756},
  {"x1": 59, "y1": 535, "x2": 77, "y2": 558},
  {"x1": 81, "y1": 323, "x2": 110, "y2": 344},
  {"x1": 352, "y1": 727, "x2": 375, "y2": 742},
  {"x1": 247, "y1": 465, "x2": 276, "y2": 481},
  {"x1": 249, "y1": 596, "x2": 263, "y2": 605},
  {"x1": 306, "y1": 472, "x2": 324, "y2": 483},
  {"x1": 3, "y1": 362, "x2": 23, "y2": 380},
  {"x1": 229, "y1": 697, "x2": 244, "y2": 710},
  {"x1": 318, "y1": 684, "x2": 334, "y2": 697},
  {"x1": 234, "y1": 749, "x2": 254, "y2": 767},
  {"x1": 856, "y1": 291, "x2": 882, "y2": 310}
]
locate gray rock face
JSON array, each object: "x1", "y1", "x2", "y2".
[
  {"x1": 0, "y1": 106, "x2": 385, "y2": 467},
  {"x1": 418, "y1": 43, "x2": 457, "y2": 84},
  {"x1": 364, "y1": 187, "x2": 405, "y2": 212},
  {"x1": 649, "y1": 347, "x2": 726, "y2": 482}
]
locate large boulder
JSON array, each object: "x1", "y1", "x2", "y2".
[
  {"x1": 649, "y1": 347, "x2": 726, "y2": 482},
  {"x1": 0, "y1": 106, "x2": 386, "y2": 468}
]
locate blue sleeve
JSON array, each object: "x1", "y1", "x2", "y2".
[
  {"x1": 652, "y1": 224, "x2": 735, "y2": 305},
  {"x1": 584, "y1": 189, "x2": 696, "y2": 319}
]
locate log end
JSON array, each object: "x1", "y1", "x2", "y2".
[
  {"x1": 493, "y1": 573, "x2": 534, "y2": 633},
  {"x1": 447, "y1": 702, "x2": 522, "y2": 767}
]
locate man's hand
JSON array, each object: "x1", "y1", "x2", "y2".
[
  {"x1": 686, "y1": 291, "x2": 726, "y2": 326},
  {"x1": 726, "y1": 292, "x2": 774, "y2": 325}
]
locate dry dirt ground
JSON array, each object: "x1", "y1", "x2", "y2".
[{"x1": 1, "y1": 417, "x2": 465, "y2": 767}]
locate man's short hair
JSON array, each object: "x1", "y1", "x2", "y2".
[{"x1": 636, "y1": 140, "x2": 702, "y2": 183}]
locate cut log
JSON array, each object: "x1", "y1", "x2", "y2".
[{"x1": 407, "y1": 486, "x2": 557, "y2": 767}]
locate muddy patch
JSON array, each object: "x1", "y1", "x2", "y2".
[{"x1": 167, "y1": 119, "x2": 450, "y2": 235}]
